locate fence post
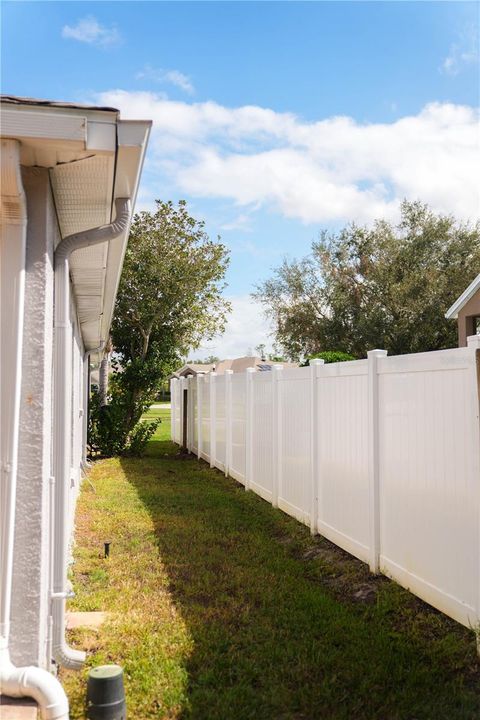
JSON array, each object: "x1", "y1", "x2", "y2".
[
  {"x1": 170, "y1": 378, "x2": 176, "y2": 442},
  {"x1": 183, "y1": 375, "x2": 190, "y2": 452},
  {"x1": 225, "y1": 369, "x2": 233, "y2": 477},
  {"x1": 368, "y1": 349, "x2": 387, "y2": 573},
  {"x1": 310, "y1": 359, "x2": 324, "y2": 535},
  {"x1": 187, "y1": 375, "x2": 194, "y2": 453},
  {"x1": 272, "y1": 365, "x2": 283, "y2": 508},
  {"x1": 210, "y1": 371, "x2": 217, "y2": 468},
  {"x1": 181, "y1": 376, "x2": 188, "y2": 451},
  {"x1": 197, "y1": 373, "x2": 203, "y2": 459},
  {"x1": 467, "y1": 334, "x2": 480, "y2": 349},
  {"x1": 245, "y1": 368, "x2": 255, "y2": 491}
]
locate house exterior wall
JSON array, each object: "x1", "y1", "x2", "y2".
[
  {"x1": 68, "y1": 308, "x2": 85, "y2": 547},
  {"x1": 10, "y1": 168, "x2": 56, "y2": 668},
  {"x1": 457, "y1": 290, "x2": 480, "y2": 346},
  {"x1": 9, "y1": 167, "x2": 86, "y2": 669}
]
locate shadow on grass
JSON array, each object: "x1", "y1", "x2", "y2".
[{"x1": 118, "y1": 438, "x2": 480, "y2": 720}]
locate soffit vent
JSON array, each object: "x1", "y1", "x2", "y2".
[{"x1": 50, "y1": 154, "x2": 113, "y2": 239}]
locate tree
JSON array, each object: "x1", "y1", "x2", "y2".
[
  {"x1": 255, "y1": 343, "x2": 267, "y2": 359},
  {"x1": 92, "y1": 200, "x2": 230, "y2": 455},
  {"x1": 98, "y1": 336, "x2": 112, "y2": 407},
  {"x1": 253, "y1": 201, "x2": 480, "y2": 359},
  {"x1": 189, "y1": 355, "x2": 220, "y2": 364}
]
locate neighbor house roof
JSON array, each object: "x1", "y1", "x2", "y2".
[
  {"x1": 172, "y1": 363, "x2": 216, "y2": 378},
  {"x1": 445, "y1": 273, "x2": 480, "y2": 320},
  {"x1": 0, "y1": 94, "x2": 151, "y2": 358}
]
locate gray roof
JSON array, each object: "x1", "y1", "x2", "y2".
[{"x1": 0, "y1": 94, "x2": 118, "y2": 113}]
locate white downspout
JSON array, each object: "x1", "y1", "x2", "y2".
[
  {"x1": 52, "y1": 197, "x2": 131, "y2": 669},
  {"x1": 0, "y1": 140, "x2": 69, "y2": 718},
  {"x1": 81, "y1": 344, "x2": 104, "y2": 471}
]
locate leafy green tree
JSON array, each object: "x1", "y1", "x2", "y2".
[
  {"x1": 302, "y1": 351, "x2": 356, "y2": 366},
  {"x1": 93, "y1": 200, "x2": 230, "y2": 455},
  {"x1": 253, "y1": 201, "x2": 480, "y2": 359}
]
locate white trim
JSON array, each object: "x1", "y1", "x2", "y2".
[{"x1": 445, "y1": 273, "x2": 480, "y2": 320}]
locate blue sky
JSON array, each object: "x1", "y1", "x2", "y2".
[{"x1": 2, "y1": 1, "x2": 479, "y2": 357}]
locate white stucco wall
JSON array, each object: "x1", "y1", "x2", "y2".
[
  {"x1": 10, "y1": 167, "x2": 86, "y2": 669},
  {"x1": 67, "y1": 306, "x2": 85, "y2": 547},
  {"x1": 11, "y1": 167, "x2": 56, "y2": 668}
]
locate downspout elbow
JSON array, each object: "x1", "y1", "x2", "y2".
[
  {"x1": 55, "y1": 197, "x2": 131, "y2": 264},
  {"x1": 51, "y1": 635, "x2": 86, "y2": 671},
  {"x1": 0, "y1": 649, "x2": 69, "y2": 720}
]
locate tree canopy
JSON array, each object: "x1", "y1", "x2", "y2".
[
  {"x1": 253, "y1": 201, "x2": 480, "y2": 359},
  {"x1": 90, "y1": 200, "x2": 230, "y2": 455},
  {"x1": 113, "y1": 199, "x2": 230, "y2": 367}
]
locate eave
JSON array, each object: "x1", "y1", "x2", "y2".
[
  {"x1": 0, "y1": 96, "x2": 151, "y2": 359},
  {"x1": 445, "y1": 273, "x2": 480, "y2": 320}
]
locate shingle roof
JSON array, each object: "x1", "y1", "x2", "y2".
[{"x1": 0, "y1": 94, "x2": 118, "y2": 113}]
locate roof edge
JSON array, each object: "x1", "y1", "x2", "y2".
[
  {"x1": 445, "y1": 273, "x2": 480, "y2": 319},
  {"x1": 0, "y1": 94, "x2": 119, "y2": 113}
]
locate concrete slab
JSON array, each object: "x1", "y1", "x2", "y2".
[
  {"x1": 0, "y1": 696, "x2": 38, "y2": 719},
  {"x1": 66, "y1": 611, "x2": 108, "y2": 629}
]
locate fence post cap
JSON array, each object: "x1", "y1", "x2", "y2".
[
  {"x1": 225, "y1": 368, "x2": 234, "y2": 375},
  {"x1": 367, "y1": 349, "x2": 388, "y2": 358},
  {"x1": 467, "y1": 334, "x2": 480, "y2": 348},
  {"x1": 310, "y1": 358, "x2": 325, "y2": 366},
  {"x1": 246, "y1": 367, "x2": 256, "y2": 373}
]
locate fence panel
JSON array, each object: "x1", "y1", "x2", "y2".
[
  {"x1": 230, "y1": 373, "x2": 246, "y2": 483},
  {"x1": 316, "y1": 360, "x2": 370, "y2": 563},
  {"x1": 278, "y1": 367, "x2": 311, "y2": 525},
  {"x1": 251, "y1": 372, "x2": 274, "y2": 502},
  {"x1": 378, "y1": 348, "x2": 480, "y2": 627}
]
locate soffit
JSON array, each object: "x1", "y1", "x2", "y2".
[
  {"x1": 1, "y1": 98, "x2": 151, "y2": 356},
  {"x1": 49, "y1": 154, "x2": 115, "y2": 351}
]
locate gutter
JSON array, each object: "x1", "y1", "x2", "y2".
[
  {"x1": 0, "y1": 139, "x2": 69, "y2": 718},
  {"x1": 52, "y1": 197, "x2": 131, "y2": 669}
]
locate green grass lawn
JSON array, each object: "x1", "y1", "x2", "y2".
[{"x1": 61, "y1": 405, "x2": 480, "y2": 719}]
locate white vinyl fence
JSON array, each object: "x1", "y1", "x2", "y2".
[{"x1": 171, "y1": 337, "x2": 480, "y2": 631}]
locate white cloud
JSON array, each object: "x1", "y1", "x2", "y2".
[
  {"x1": 136, "y1": 65, "x2": 194, "y2": 94},
  {"x1": 197, "y1": 296, "x2": 273, "y2": 359},
  {"x1": 97, "y1": 90, "x2": 480, "y2": 225},
  {"x1": 219, "y1": 213, "x2": 253, "y2": 232},
  {"x1": 62, "y1": 16, "x2": 121, "y2": 47},
  {"x1": 441, "y1": 24, "x2": 479, "y2": 76}
]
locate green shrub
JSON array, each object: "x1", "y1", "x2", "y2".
[
  {"x1": 88, "y1": 388, "x2": 160, "y2": 458},
  {"x1": 302, "y1": 350, "x2": 356, "y2": 366}
]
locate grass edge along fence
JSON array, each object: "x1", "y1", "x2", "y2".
[{"x1": 171, "y1": 336, "x2": 480, "y2": 645}]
